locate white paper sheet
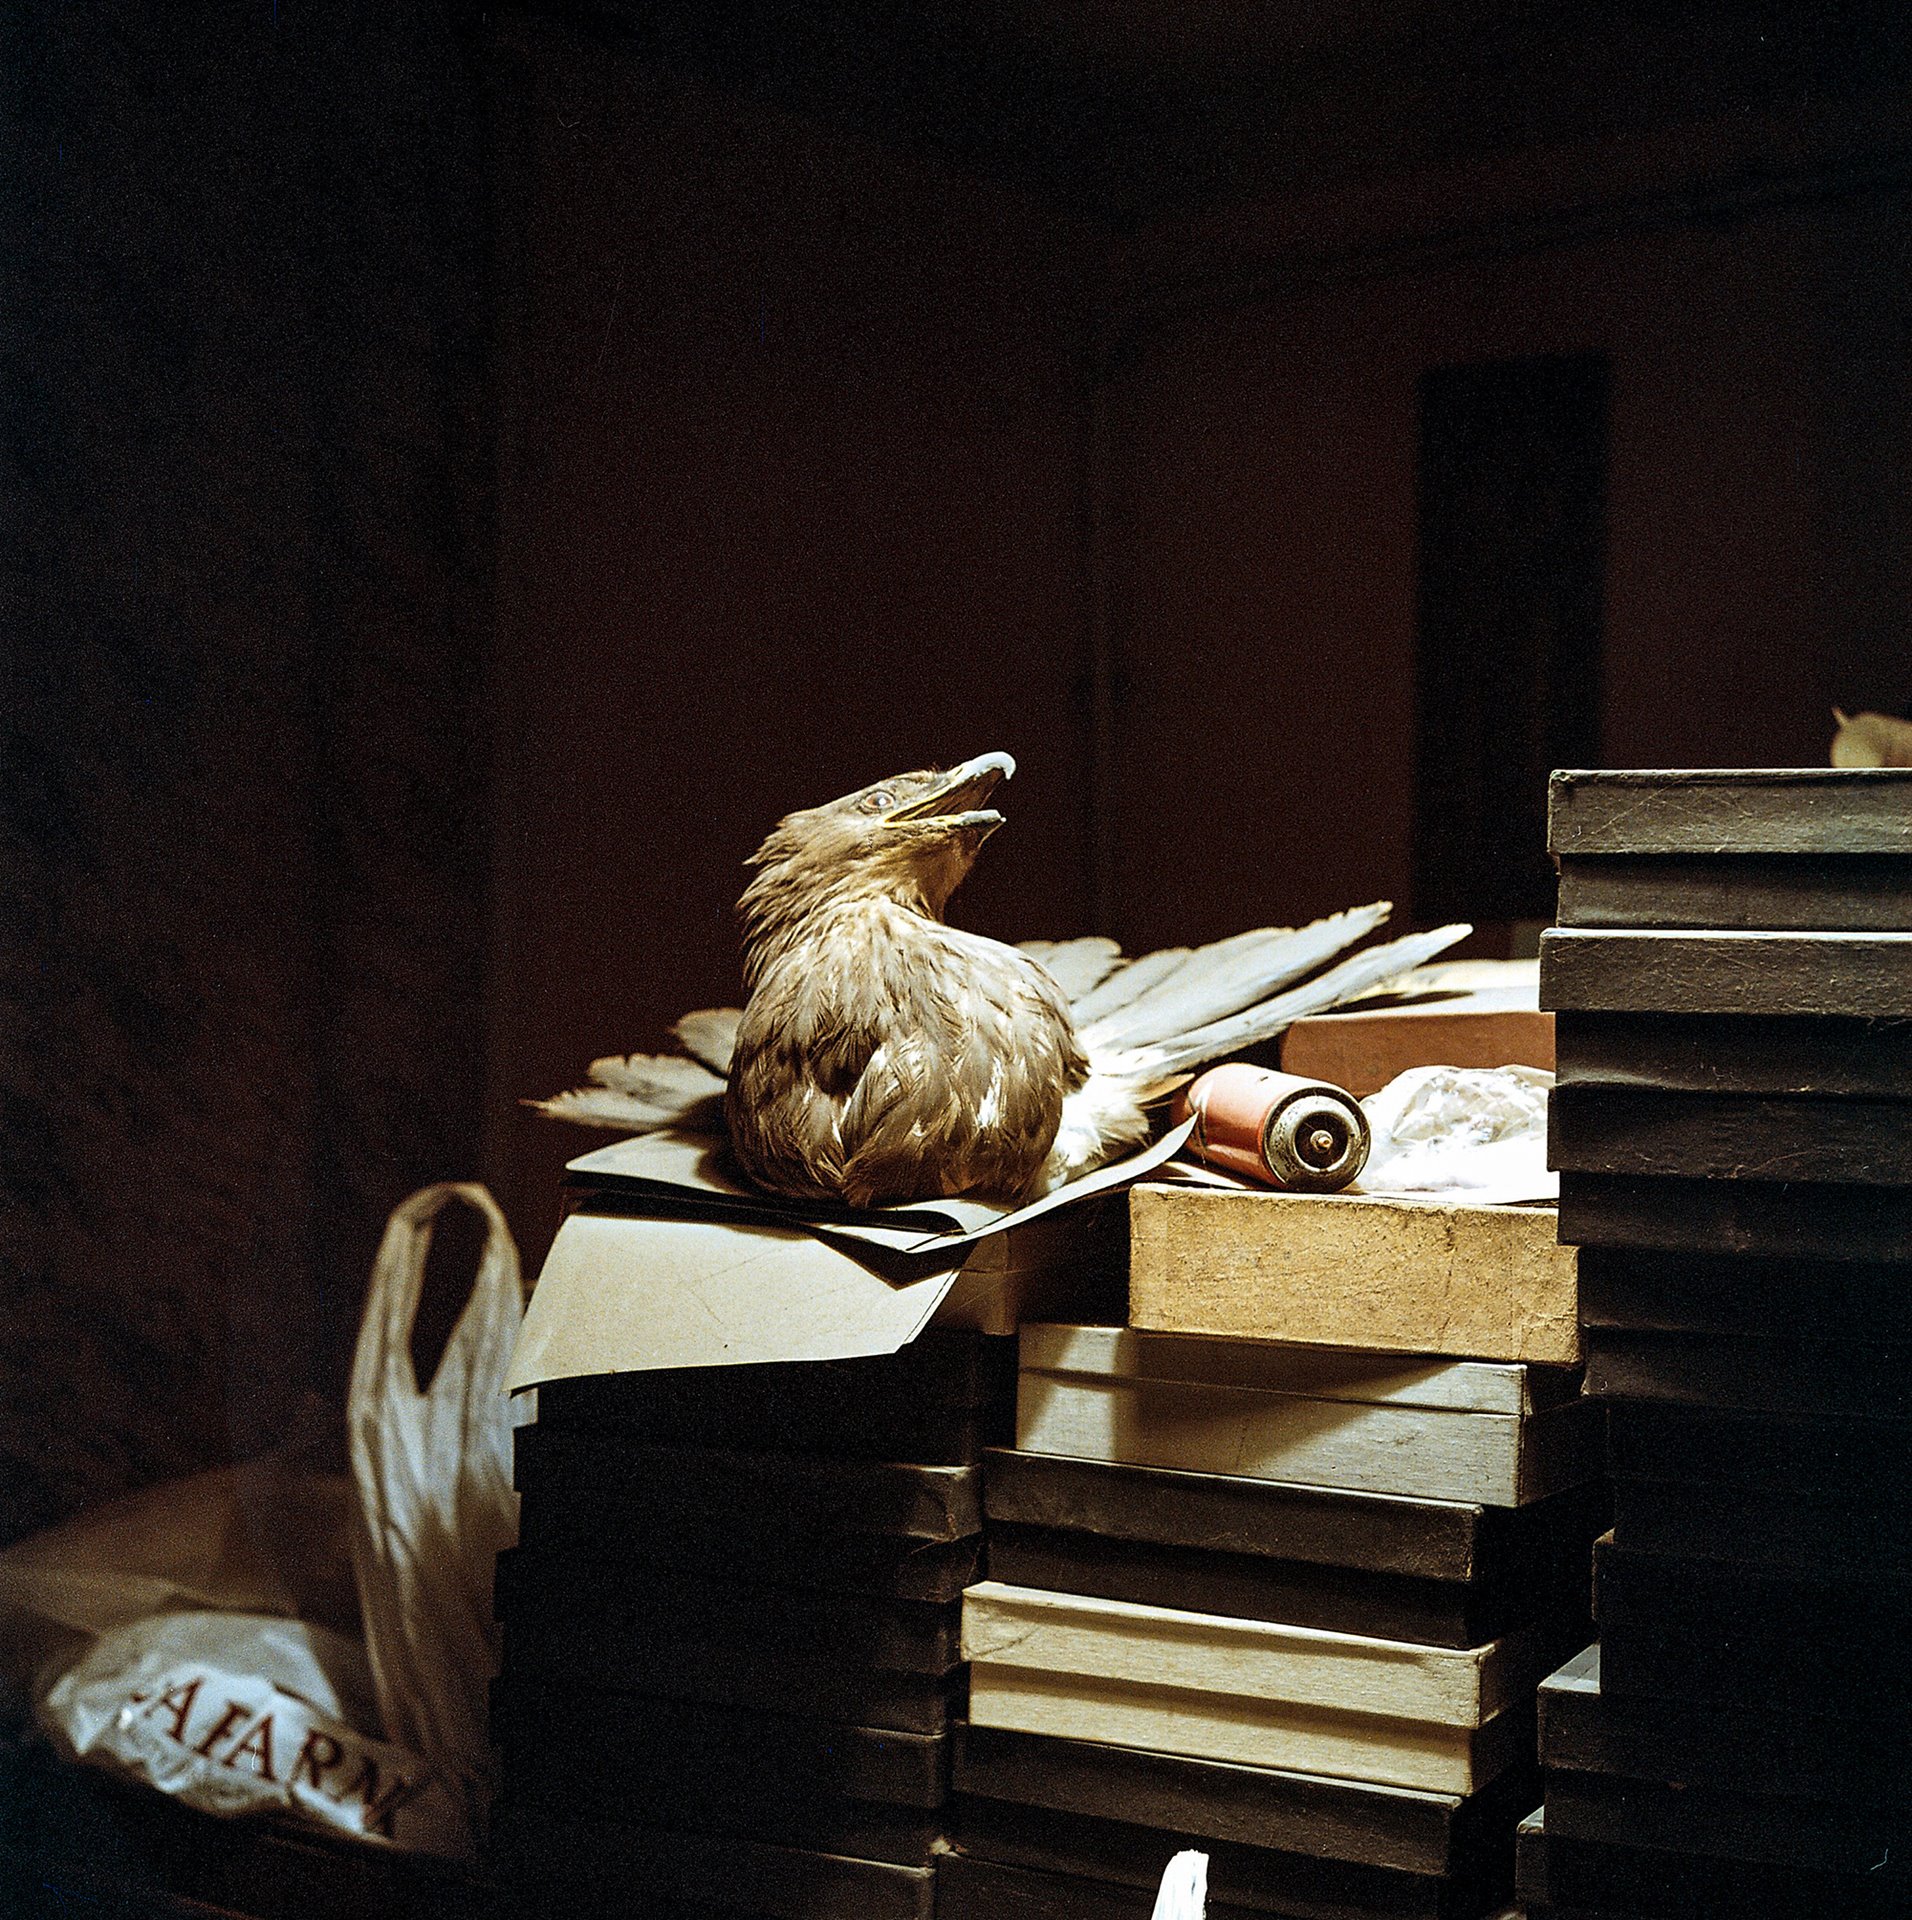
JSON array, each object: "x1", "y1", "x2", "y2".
[{"x1": 506, "y1": 1212, "x2": 967, "y2": 1387}]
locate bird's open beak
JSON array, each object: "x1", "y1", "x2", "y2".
[{"x1": 884, "y1": 751, "x2": 1016, "y2": 830}]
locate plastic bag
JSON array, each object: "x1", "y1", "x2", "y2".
[
  {"x1": 0, "y1": 1181, "x2": 524, "y2": 1858},
  {"x1": 347, "y1": 1183, "x2": 525, "y2": 1854},
  {"x1": 1357, "y1": 1064, "x2": 1557, "y2": 1204},
  {"x1": 1151, "y1": 1850, "x2": 1209, "y2": 1919},
  {"x1": 0, "y1": 1456, "x2": 461, "y2": 1851},
  {"x1": 0, "y1": 1454, "x2": 352, "y2": 1720},
  {"x1": 38, "y1": 1610, "x2": 463, "y2": 1851}
]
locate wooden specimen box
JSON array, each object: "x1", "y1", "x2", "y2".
[
  {"x1": 1128, "y1": 1188, "x2": 1579, "y2": 1366},
  {"x1": 980, "y1": 1448, "x2": 1603, "y2": 1648},
  {"x1": 961, "y1": 1580, "x2": 1552, "y2": 1795},
  {"x1": 952, "y1": 1721, "x2": 1535, "y2": 1877},
  {"x1": 1013, "y1": 1324, "x2": 1596, "y2": 1506},
  {"x1": 1537, "y1": 1644, "x2": 1912, "y2": 1805},
  {"x1": 1548, "y1": 767, "x2": 1912, "y2": 933}
]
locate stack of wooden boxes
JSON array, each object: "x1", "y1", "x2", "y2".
[
  {"x1": 489, "y1": 1332, "x2": 1016, "y2": 1920},
  {"x1": 1523, "y1": 768, "x2": 1912, "y2": 1918},
  {"x1": 944, "y1": 1192, "x2": 1605, "y2": 1919}
]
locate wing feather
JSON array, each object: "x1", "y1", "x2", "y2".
[
  {"x1": 1018, "y1": 936, "x2": 1125, "y2": 1003},
  {"x1": 1079, "y1": 904, "x2": 1390, "y2": 1052},
  {"x1": 1133, "y1": 923, "x2": 1473, "y2": 1081},
  {"x1": 671, "y1": 1007, "x2": 743, "y2": 1075},
  {"x1": 1068, "y1": 945, "x2": 1191, "y2": 1025},
  {"x1": 530, "y1": 1051, "x2": 727, "y2": 1132}
]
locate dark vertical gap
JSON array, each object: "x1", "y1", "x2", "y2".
[
  {"x1": 1413, "y1": 352, "x2": 1610, "y2": 927},
  {"x1": 412, "y1": 1198, "x2": 489, "y2": 1389}
]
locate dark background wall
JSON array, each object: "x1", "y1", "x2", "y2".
[
  {"x1": 2, "y1": 5, "x2": 494, "y2": 1542},
  {"x1": 6, "y1": 1, "x2": 1910, "y2": 1537},
  {"x1": 1097, "y1": 119, "x2": 1912, "y2": 953},
  {"x1": 485, "y1": 9, "x2": 1912, "y2": 1263},
  {"x1": 481, "y1": 18, "x2": 1103, "y2": 1252}
]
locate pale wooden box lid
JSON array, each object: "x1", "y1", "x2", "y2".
[{"x1": 1128, "y1": 1185, "x2": 1579, "y2": 1367}]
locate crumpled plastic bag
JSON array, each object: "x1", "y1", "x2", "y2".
[
  {"x1": 0, "y1": 1181, "x2": 524, "y2": 1858},
  {"x1": 1151, "y1": 1849, "x2": 1209, "y2": 1919},
  {"x1": 0, "y1": 1453, "x2": 354, "y2": 1726},
  {"x1": 38, "y1": 1610, "x2": 463, "y2": 1852},
  {"x1": 1357, "y1": 1064, "x2": 1556, "y2": 1205},
  {"x1": 0, "y1": 1460, "x2": 462, "y2": 1853}
]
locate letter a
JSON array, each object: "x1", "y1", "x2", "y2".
[
  {"x1": 147, "y1": 1676, "x2": 202, "y2": 1744},
  {"x1": 222, "y1": 1713, "x2": 277, "y2": 1782}
]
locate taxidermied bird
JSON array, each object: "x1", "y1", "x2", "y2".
[{"x1": 536, "y1": 753, "x2": 1469, "y2": 1206}]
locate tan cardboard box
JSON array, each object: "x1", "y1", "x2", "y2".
[
  {"x1": 1128, "y1": 1186, "x2": 1579, "y2": 1365},
  {"x1": 1280, "y1": 986, "x2": 1553, "y2": 1098}
]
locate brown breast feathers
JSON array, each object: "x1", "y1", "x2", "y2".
[{"x1": 726, "y1": 900, "x2": 1086, "y2": 1207}]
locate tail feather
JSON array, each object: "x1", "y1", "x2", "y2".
[
  {"x1": 1078, "y1": 903, "x2": 1390, "y2": 1053},
  {"x1": 528, "y1": 1051, "x2": 727, "y2": 1133},
  {"x1": 1133, "y1": 922, "x2": 1473, "y2": 1080}
]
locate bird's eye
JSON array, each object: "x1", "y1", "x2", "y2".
[{"x1": 861, "y1": 790, "x2": 894, "y2": 814}]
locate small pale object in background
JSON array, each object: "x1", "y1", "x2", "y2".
[
  {"x1": 1830, "y1": 708, "x2": 1912, "y2": 767},
  {"x1": 1151, "y1": 1849, "x2": 1209, "y2": 1919}
]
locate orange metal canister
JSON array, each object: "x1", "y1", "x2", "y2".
[{"x1": 1174, "y1": 1063, "x2": 1370, "y2": 1191}]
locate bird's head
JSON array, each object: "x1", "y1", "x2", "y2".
[{"x1": 738, "y1": 752, "x2": 1016, "y2": 976}]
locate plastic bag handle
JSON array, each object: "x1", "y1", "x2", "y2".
[{"x1": 354, "y1": 1183, "x2": 523, "y2": 1403}]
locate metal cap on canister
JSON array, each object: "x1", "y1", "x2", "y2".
[{"x1": 1176, "y1": 1063, "x2": 1371, "y2": 1191}]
